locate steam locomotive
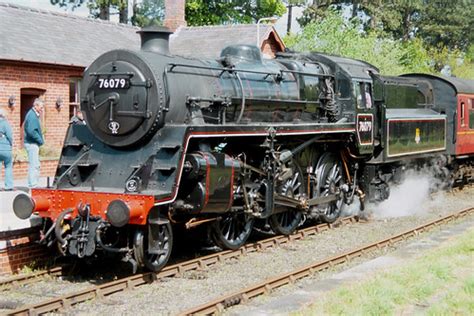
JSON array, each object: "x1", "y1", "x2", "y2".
[{"x1": 13, "y1": 27, "x2": 474, "y2": 272}]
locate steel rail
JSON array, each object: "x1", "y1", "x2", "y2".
[
  {"x1": 0, "y1": 266, "x2": 64, "y2": 291},
  {"x1": 5, "y1": 217, "x2": 356, "y2": 315},
  {"x1": 179, "y1": 207, "x2": 474, "y2": 315}
]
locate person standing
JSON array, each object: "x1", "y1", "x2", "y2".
[
  {"x1": 0, "y1": 108, "x2": 13, "y2": 191},
  {"x1": 24, "y1": 98, "x2": 44, "y2": 188}
]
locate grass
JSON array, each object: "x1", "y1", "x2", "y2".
[
  {"x1": 426, "y1": 275, "x2": 474, "y2": 315},
  {"x1": 295, "y1": 228, "x2": 474, "y2": 315}
]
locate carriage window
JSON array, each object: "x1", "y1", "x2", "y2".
[
  {"x1": 461, "y1": 102, "x2": 465, "y2": 127},
  {"x1": 469, "y1": 99, "x2": 474, "y2": 129}
]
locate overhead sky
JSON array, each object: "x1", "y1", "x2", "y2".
[
  {"x1": 5, "y1": 0, "x2": 89, "y2": 16},
  {"x1": 2, "y1": 0, "x2": 303, "y2": 37}
]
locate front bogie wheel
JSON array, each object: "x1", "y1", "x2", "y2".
[{"x1": 133, "y1": 221, "x2": 173, "y2": 272}]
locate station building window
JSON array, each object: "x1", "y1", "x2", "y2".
[
  {"x1": 20, "y1": 88, "x2": 45, "y2": 142},
  {"x1": 69, "y1": 78, "x2": 81, "y2": 119}
]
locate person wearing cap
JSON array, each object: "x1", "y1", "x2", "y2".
[
  {"x1": 0, "y1": 108, "x2": 13, "y2": 190},
  {"x1": 24, "y1": 98, "x2": 44, "y2": 188}
]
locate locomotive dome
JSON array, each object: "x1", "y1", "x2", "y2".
[{"x1": 81, "y1": 26, "x2": 171, "y2": 147}]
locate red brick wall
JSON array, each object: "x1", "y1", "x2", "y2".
[
  {"x1": 6, "y1": 159, "x2": 59, "y2": 179},
  {"x1": 164, "y1": 0, "x2": 186, "y2": 31},
  {"x1": 0, "y1": 60, "x2": 83, "y2": 179},
  {"x1": 0, "y1": 230, "x2": 50, "y2": 275},
  {"x1": 261, "y1": 33, "x2": 284, "y2": 58}
]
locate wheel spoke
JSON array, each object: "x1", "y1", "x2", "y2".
[
  {"x1": 314, "y1": 154, "x2": 345, "y2": 223},
  {"x1": 270, "y1": 160, "x2": 303, "y2": 235},
  {"x1": 291, "y1": 172, "x2": 299, "y2": 187},
  {"x1": 213, "y1": 212, "x2": 253, "y2": 249},
  {"x1": 293, "y1": 181, "x2": 301, "y2": 192}
]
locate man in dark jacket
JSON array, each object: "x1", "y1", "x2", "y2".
[
  {"x1": 24, "y1": 98, "x2": 44, "y2": 188},
  {"x1": 0, "y1": 108, "x2": 13, "y2": 190}
]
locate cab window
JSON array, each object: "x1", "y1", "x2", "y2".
[
  {"x1": 337, "y1": 78, "x2": 351, "y2": 99},
  {"x1": 353, "y1": 82, "x2": 372, "y2": 109}
]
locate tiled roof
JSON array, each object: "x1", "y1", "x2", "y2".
[
  {"x1": 170, "y1": 24, "x2": 278, "y2": 59},
  {"x1": 0, "y1": 2, "x2": 141, "y2": 67},
  {"x1": 0, "y1": 2, "x2": 284, "y2": 67}
]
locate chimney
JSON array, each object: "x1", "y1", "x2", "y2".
[
  {"x1": 137, "y1": 26, "x2": 172, "y2": 55},
  {"x1": 164, "y1": 0, "x2": 186, "y2": 32}
]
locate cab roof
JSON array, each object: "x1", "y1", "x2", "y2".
[
  {"x1": 309, "y1": 53, "x2": 379, "y2": 80},
  {"x1": 402, "y1": 73, "x2": 474, "y2": 95}
]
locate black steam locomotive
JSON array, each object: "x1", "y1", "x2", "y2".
[{"x1": 13, "y1": 27, "x2": 474, "y2": 272}]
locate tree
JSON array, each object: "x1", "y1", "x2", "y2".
[
  {"x1": 88, "y1": 0, "x2": 128, "y2": 23},
  {"x1": 131, "y1": 0, "x2": 165, "y2": 27},
  {"x1": 50, "y1": 0, "x2": 87, "y2": 10},
  {"x1": 298, "y1": 0, "x2": 423, "y2": 41},
  {"x1": 417, "y1": 0, "x2": 474, "y2": 52},
  {"x1": 284, "y1": 0, "x2": 305, "y2": 34},
  {"x1": 297, "y1": 0, "x2": 344, "y2": 26},
  {"x1": 185, "y1": 0, "x2": 286, "y2": 26},
  {"x1": 286, "y1": 10, "x2": 433, "y2": 75},
  {"x1": 357, "y1": 0, "x2": 423, "y2": 41},
  {"x1": 50, "y1": 0, "x2": 129, "y2": 23}
]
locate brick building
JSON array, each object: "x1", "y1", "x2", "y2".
[{"x1": 0, "y1": 2, "x2": 285, "y2": 180}]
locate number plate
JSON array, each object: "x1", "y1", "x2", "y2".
[{"x1": 96, "y1": 77, "x2": 130, "y2": 89}]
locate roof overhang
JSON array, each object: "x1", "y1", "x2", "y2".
[{"x1": 0, "y1": 58, "x2": 85, "y2": 71}]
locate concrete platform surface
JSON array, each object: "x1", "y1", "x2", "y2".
[
  {"x1": 229, "y1": 216, "x2": 474, "y2": 315},
  {"x1": 0, "y1": 177, "x2": 48, "y2": 232}
]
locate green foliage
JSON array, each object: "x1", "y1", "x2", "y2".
[
  {"x1": 286, "y1": 9, "x2": 474, "y2": 79},
  {"x1": 358, "y1": 0, "x2": 423, "y2": 41},
  {"x1": 429, "y1": 46, "x2": 474, "y2": 79},
  {"x1": 50, "y1": 0, "x2": 87, "y2": 9},
  {"x1": 185, "y1": 0, "x2": 286, "y2": 26},
  {"x1": 298, "y1": 1, "x2": 474, "y2": 64},
  {"x1": 285, "y1": 10, "x2": 431, "y2": 75},
  {"x1": 418, "y1": 0, "x2": 474, "y2": 52},
  {"x1": 50, "y1": 0, "x2": 129, "y2": 22},
  {"x1": 297, "y1": 0, "x2": 341, "y2": 26},
  {"x1": 87, "y1": 0, "x2": 127, "y2": 21},
  {"x1": 131, "y1": 0, "x2": 165, "y2": 27}
]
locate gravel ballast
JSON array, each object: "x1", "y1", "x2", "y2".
[
  {"x1": 0, "y1": 185, "x2": 472, "y2": 315},
  {"x1": 71, "y1": 186, "x2": 474, "y2": 315}
]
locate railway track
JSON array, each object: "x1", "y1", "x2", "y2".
[
  {"x1": 179, "y1": 206, "x2": 474, "y2": 315},
  {"x1": 0, "y1": 266, "x2": 65, "y2": 291},
  {"x1": 4, "y1": 217, "x2": 357, "y2": 315}
]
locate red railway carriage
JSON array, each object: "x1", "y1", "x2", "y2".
[
  {"x1": 403, "y1": 74, "x2": 474, "y2": 157},
  {"x1": 402, "y1": 74, "x2": 474, "y2": 185},
  {"x1": 454, "y1": 83, "x2": 474, "y2": 156}
]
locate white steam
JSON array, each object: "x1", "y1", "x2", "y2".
[{"x1": 370, "y1": 170, "x2": 444, "y2": 219}]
